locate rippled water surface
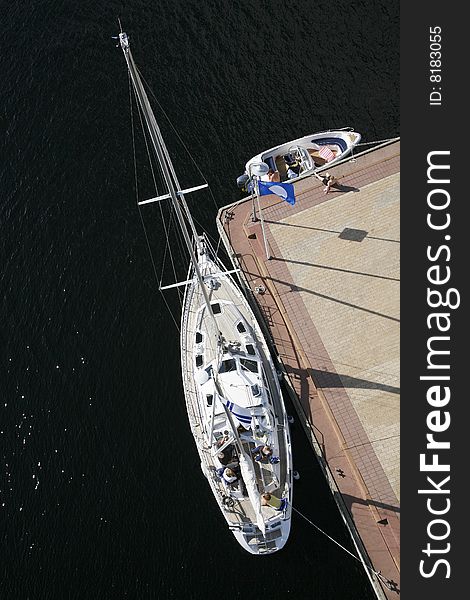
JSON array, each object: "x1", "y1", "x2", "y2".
[{"x1": 2, "y1": 1, "x2": 398, "y2": 598}]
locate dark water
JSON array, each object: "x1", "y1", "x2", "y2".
[{"x1": 2, "y1": 1, "x2": 398, "y2": 598}]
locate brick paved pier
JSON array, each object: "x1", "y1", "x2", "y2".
[{"x1": 217, "y1": 140, "x2": 400, "y2": 599}]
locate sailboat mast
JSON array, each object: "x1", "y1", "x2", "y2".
[
  {"x1": 154, "y1": 128, "x2": 201, "y2": 251},
  {"x1": 119, "y1": 32, "x2": 216, "y2": 325}
]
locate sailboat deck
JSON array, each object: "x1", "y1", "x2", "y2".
[{"x1": 181, "y1": 263, "x2": 291, "y2": 534}]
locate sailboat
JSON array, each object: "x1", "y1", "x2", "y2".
[{"x1": 119, "y1": 31, "x2": 293, "y2": 554}]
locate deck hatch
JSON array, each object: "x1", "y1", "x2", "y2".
[
  {"x1": 211, "y1": 302, "x2": 221, "y2": 314},
  {"x1": 241, "y1": 358, "x2": 258, "y2": 373},
  {"x1": 220, "y1": 358, "x2": 236, "y2": 373}
]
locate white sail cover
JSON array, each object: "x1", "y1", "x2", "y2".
[
  {"x1": 239, "y1": 452, "x2": 265, "y2": 535},
  {"x1": 219, "y1": 396, "x2": 252, "y2": 429}
]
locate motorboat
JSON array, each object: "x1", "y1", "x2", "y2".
[{"x1": 244, "y1": 129, "x2": 361, "y2": 183}]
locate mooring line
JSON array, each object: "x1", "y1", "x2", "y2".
[{"x1": 292, "y1": 505, "x2": 396, "y2": 591}]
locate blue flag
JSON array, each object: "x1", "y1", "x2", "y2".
[{"x1": 258, "y1": 180, "x2": 296, "y2": 205}]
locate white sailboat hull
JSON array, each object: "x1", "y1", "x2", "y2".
[{"x1": 180, "y1": 238, "x2": 293, "y2": 554}]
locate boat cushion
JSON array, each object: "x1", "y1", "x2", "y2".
[{"x1": 315, "y1": 137, "x2": 348, "y2": 152}]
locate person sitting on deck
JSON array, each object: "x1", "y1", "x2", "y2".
[
  {"x1": 217, "y1": 445, "x2": 236, "y2": 466},
  {"x1": 261, "y1": 492, "x2": 288, "y2": 511},
  {"x1": 217, "y1": 454, "x2": 239, "y2": 476},
  {"x1": 313, "y1": 171, "x2": 337, "y2": 194},
  {"x1": 220, "y1": 468, "x2": 238, "y2": 484},
  {"x1": 251, "y1": 444, "x2": 279, "y2": 464}
]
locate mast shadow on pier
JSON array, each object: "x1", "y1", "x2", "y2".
[
  {"x1": 272, "y1": 257, "x2": 400, "y2": 283},
  {"x1": 263, "y1": 220, "x2": 400, "y2": 244},
  {"x1": 310, "y1": 369, "x2": 400, "y2": 395},
  {"x1": 264, "y1": 274, "x2": 400, "y2": 323},
  {"x1": 341, "y1": 492, "x2": 400, "y2": 515}
]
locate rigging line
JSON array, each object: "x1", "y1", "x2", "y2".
[
  {"x1": 203, "y1": 231, "x2": 225, "y2": 269},
  {"x1": 137, "y1": 68, "x2": 221, "y2": 214},
  {"x1": 133, "y1": 94, "x2": 193, "y2": 292},
  {"x1": 291, "y1": 506, "x2": 395, "y2": 589},
  {"x1": 357, "y1": 136, "x2": 400, "y2": 147},
  {"x1": 137, "y1": 68, "x2": 226, "y2": 262},
  {"x1": 134, "y1": 98, "x2": 188, "y2": 311},
  {"x1": 215, "y1": 234, "x2": 222, "y2": 257},
  {"x1": 191, "y1": 214, "x2": 219, "y2": 246},
  {"x1": 132, "y1": 86, "x2": 183, "y2": 305},
  {"x1": 162, "y1": 186, "x2": 194, "y2": 294},
  {"x1": 128, "y1": 71, "x2": 181, "y2": 331},
  {"x1": 209, "y1": 230, "x2": 229, "y2": 267}
]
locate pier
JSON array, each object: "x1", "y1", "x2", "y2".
[{"x1": 217, "y1": 140, "x2": 400, "y2": 599}]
